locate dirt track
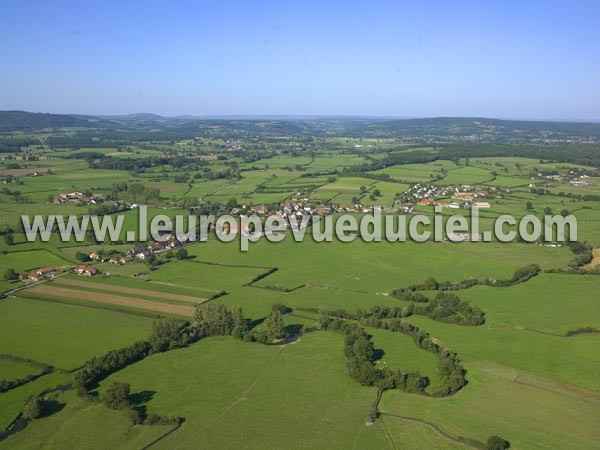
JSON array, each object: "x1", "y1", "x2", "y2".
[
  {"x1": 53, "y1": 278, "x2": 206, "y2": 303},
  {"x1": 28, "y1": 285, "x2": 195, "y2": 316}
]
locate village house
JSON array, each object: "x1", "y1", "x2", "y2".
[
  {"x1": 132, "y1": 247, "x2": 151, "y2": 259},
  {"x1": 472, "y1": 202, "x2": 491, "y2": 208},
  {"x1": 27, "y1": 267, "x2": 55, "y2": 281},
  {"x1": 570, "y1": 179, "x2": 589, "y2": 186},
  {"x1": 66, "y1": 190, "x2": 84, "y2": 200},
  {"x1": 454, "y1": 192, "x2": 476, "y2": 201},
  {"x1": 315, "y1": 205, "x2": 332, "y2": 215},
  {"x1": 88, "y1": 251, "x2": 106, "y2": 262},
  {"x1": 151, "y1": 242, "x2": 166, "y2": 252},
  {"x1": 446, "y1": 233, "x2": 482, "y2": 242},
  {"x1": 250, "y1": 205, "x2": 268, "y2": 215},
  {"x1": 73, "y1": 265, "x2": 98, "y2": 276}
]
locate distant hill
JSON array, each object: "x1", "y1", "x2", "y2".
[
  {"x1": 349, "y1": 117, "x2": 600, "y2": 142},
  {"x1": 0, "y1": 110, "x2": 116, "y2": 132},
  {"x1": 96, "y1": 112, "x2": 167, "y2": 122},
  {"x1": 1, "y1": 111, "x2": 599, "y2": 142}
]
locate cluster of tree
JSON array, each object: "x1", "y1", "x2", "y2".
[
  {"x1": 73, "y1": 340, "x2": 152, "y2": 392},
  {"x1": 568, "y1": 241, "x2": 594, "y2": 269},
  {"x1": 75, "y1": 251, "x2": 91, "y2": 262},
  {"x1": 564, "y1": 326, "x2": 600, "y2": 337},
  {"x1": 22, "y1": 395, "x2": 49, "y2": 420},
  {"x1": 314, "y1": 308, "x2": 466, "y2": 396},
  {"x1": 0, "y1": 136, "x2": 41, "y2": 152},
  {"x1": 0, "y1": 187, "x2": 28, "y2": 203},
  {"x1": 87, "y1": 155, "x2": 197, "y2": 173},
  {"x1": 3, "y1": 267, "x2": 18, "y2": 281},
  {"x1": 327, "y1": 292, "x2": 485, "y2": 326},
  {"x1": 252, "y1": 303, "x2": 289, "y2": 343},
  {"x1": 440, "y1": 143, "x2": 600, "y2": 168},
  {"x1": 486, "y1": 435, "x2": 511, "y2": 449},
  {"x1": 193, "y1": 303, "x2": 245, "y2": 339},
  {"x1": 319, "y1": 316, "x2": 431, "y2": 393},
  {"x1": 391, "y1": 265, "x2": 541, "y2": 295},
  {"x1": 192, "y1": 302, "x2": 288, "y2": 343},
  {"x1": 411, "y1": 292, "x2": 485, "y2": 325},
  {"x1": 100, "y1": 380, "x2": 184, "y2": 425},
  {"x1": 102, "y1": 381, "x2": 143, "y2": 423},
  {"x1": 203, "y1": 167, "x2": 237, "y2": 180},
  {"x1": 546, "y1": 241, "x2": 599, "y2": 274},
  {"x1": 148, "y1": 317, "x2": 190, "y2": 353},
  {"x1": 113, "y1": 182, "x2": 160, "y2": 204}
]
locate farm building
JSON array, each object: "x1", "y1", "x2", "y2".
[
  {"x1": 27, "y1": 267, "x2": 55, "y2": 281},
  {"x1": 454, "y1": 192, "x2": 476, "y2": 201},
  {"x1": 73, "y1": 265, "x2": 98, "y2": 276}
]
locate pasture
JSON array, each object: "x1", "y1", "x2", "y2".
[{"x1": 0, "y1": 297, "x2": 154, "y2": 369}]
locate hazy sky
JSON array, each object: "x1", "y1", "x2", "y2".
[{"x1": 1, "y1": 0, "x2": 599, "y2": 120}]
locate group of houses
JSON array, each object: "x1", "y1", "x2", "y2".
[
  {"x1": 26, "y1": 267, "x2": 55, "y2": 281},
  {"x1": 54, "y1": 189, "x2": 105, "y2": 205},
  {"x1": 239, "y1": 198, "x2": 376, "y2": 220},
  {"x1": 399, "y1": 183, "x2": 491, "y2": 210},
  {"x1": 570, "y1": 177, "x2": 589, "y2": 187},
  {"x1": 23, "y1": 263, "x2": 97, "y2": 282}
]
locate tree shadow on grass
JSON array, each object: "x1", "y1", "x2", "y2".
[
  {"x1": 284, "y1": 323, "x2": 303, "y2": 336},
  {"x1": 373, "y1": 348, "x2": 385, "y2": 362},
  {"x1": 43, "y1": 399, "x2": 66, "y2": 417},
  {"x1": 128, "y1": 390, "x2": 156, "y2": 422},
  {"x1": 128, "y1": 390, "x2": 156, "y2": 406},
  {"x1": 247, "y1": 317, "x2": 265, "y2": 331}
]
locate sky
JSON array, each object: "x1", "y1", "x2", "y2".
[{"x1": 1, "y1": 0, "x2": 599, "y2": 120}]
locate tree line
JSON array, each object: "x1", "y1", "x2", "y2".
[
  {"x1": 314, "y1": 309, "x2": 466, "y2": 397},
  {"x1": 391, "y1": 265, "x2": 541, "y2": 295}
]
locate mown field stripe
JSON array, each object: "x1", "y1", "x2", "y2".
[
  {"x1": 27, "y1": 285, "x2": 195, "y2": 317},
  {"x1": 53, "y1": 278, "x2": 207, "y2": 303}
]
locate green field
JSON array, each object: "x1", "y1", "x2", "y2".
[
  {"x1": 96, "y1": 333, "x2": 378, "y2": 450},
  {"x1": 380, "y1": 362, "x2": 600, "y2": 450},
  {"x1": 0, "y1": 298, "x2": 154, "y2": 369},
  {"x1": 0, "y1": 359, "x2": 38, "y2": 383}
]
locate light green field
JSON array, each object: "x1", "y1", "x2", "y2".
[
  {"x1": 97, "y1": 333, "x2": 378, "y2": 450},
  {"x1": 367, "y1": 327, "x2": 442, "y2": 389},
  {"x1": 0, "y1": 298, "x2": 154, "y2": 369},
  {"x1": 0, "y1": 390, "x2": 174, "y2": 448},
  {"x1": 460, "y1": 273, "x2": 600, "y2": 334},
  {"x1": 406, "y1": 314, "x2": 600, "y2": 391},
  {"x1": 0, "y1": 371, "x2": 71, "y2": 431},
  {"x1": 0, "y1": 359, "x2": 38, "y2": 383},
  {"x1": 372, "y1": 160, "x2": 458, "y2": 182},
  {"x1": 183, "y1": 238, "x2": 572, "y2": 293},
  {"x1": 148, "y1": 259, "x2": 268, "y2": 293},
  {"x1": 0, "y1": 249, "x2": 72, "y2": 274},
  {"x1": 434, "y1": 166, "x2": 495, "y2": 185},
  {"x1": 380, "y1": 361, "x2": 600, "y2": 450}
]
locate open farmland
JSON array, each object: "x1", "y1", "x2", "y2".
[
  {"x1": 0, "y1": 113, "x2": 599, "y2": 449},
  {"x1": 24, "y1": 284, "x2": 196, "y2": 317},
  {"x1": 0, "y1": 297, "x2": 154, "y2": 369},
  {"x1": 52, "y1": 277, "x2": 207, "y2": 304}
]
